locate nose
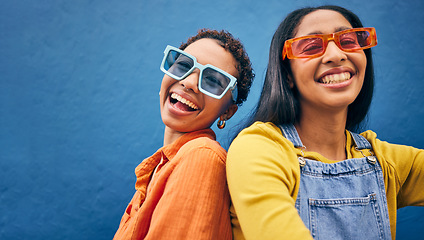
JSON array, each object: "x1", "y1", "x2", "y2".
[
  {"x1": 179, "y1": 69, "x2": 200, "y2": 93},
  {"x1": 321, "y1": 41, "x2": 347, "y2": 64}
]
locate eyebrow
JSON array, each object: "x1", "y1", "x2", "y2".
[{"x1": 305, "y1": 26, "x2": 352, "y2": 36}]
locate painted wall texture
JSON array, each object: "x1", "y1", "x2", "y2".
[{"x1": 1, "y1": 0, "x2": 423, "y2": 239}]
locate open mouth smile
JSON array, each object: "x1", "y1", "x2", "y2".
[
  {"x1": 319, "y1": 72, "x2": 352, "y2": 84},
  {"x1": 170, "y1": 93, "x2": 199, "y2": 111}
]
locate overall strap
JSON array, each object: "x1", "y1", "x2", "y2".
[
  {"x1": 279, "y1": 124, "x2": 373, "y2": 150},
  {"x1": 350, "y1": 131, "x2": 377, "y2": 164},
  {"x1": 279, "y1": 124, "x2": 376, "y2": 164},
  {"x1": 278, "y1": 124, "x2": 303, "y2": 148},
  {"x1": 350, "y1": 132, "x2": 372, "y2": 150}
]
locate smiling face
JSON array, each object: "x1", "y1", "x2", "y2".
[
  {"x1": 159, "y1": 38, "x2": 238, "y2": 138},
  {"x1": 289, "y1": 10, "x2": 367, "y2": 112}
]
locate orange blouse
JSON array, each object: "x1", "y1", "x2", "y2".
[{"x1": 113, "y1": 129, "x2": 232, "y2": 240}]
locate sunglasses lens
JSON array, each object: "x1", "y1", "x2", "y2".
[
  {"x1": 201, "y1": 68, "x2": 231, "y2": 97},
  {"x1": 339, "y1": 30, "x2": 372, "y2": 50},
  {"x1": 163, "y1": 49, "x2": 194, "y2": 78},
  {"x1": 291, "y1": 37, "x2": 324, "y2": 57},
  {"x1": 161, "y1": 46, "x2": 236, "y2": 99},
  {"x1": 285, "y1": 28, "x2": 376, "y2": 59}
]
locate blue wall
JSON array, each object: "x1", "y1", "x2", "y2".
[{"x1": 1, "y1": 0, "x2": 423, "y2": 239}]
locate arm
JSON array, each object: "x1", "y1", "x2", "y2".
[
  {"x1": 226, "y1": 123, "x2": 313, "y2": 240},
  {"x1": 145, "y1": 140, "x2": 231, "y2": 240},
  {"x1": 362, "y1": 130, "x2": 424, "y2": 208},
  {"x1": 390, "y1": 143, "x2": 424, "y2": 207},
  {"x1": 361, "y1": 131, "x2": 424, "y2": 238}
]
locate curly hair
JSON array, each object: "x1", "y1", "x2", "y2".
[{"x1": 179, "y1": 29, "x2": 255, "y2": 106}]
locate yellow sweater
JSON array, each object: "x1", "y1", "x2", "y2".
[{"x1": 227, "y1": 122, "x2": 424, "y2": 240}]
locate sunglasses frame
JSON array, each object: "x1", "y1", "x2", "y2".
[
  {"x1": 160, "y1": 45, "x2": 238, "y2": 102},
  {"x1": 282, "y1": 27, "x2": 377, "y2": 60}
]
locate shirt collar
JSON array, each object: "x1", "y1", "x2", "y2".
[{"x1": 134, "y1": 129, "x2": 216, "y2": 192}]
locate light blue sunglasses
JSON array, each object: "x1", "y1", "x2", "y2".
[{"x1": 160, "y1": 45, "x2": 238, "y2": 102}]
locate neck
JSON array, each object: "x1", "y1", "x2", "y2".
[
  {"x1": 163, "y1": 126, "x2": 184, "y2": 146},
  {"x1": 295, "y1": 106, "x2": 348, "y2": 160}
]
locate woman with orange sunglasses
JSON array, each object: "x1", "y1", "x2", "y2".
[{"x1": 227, "y1": 5, "x2": 423, "y2": 240}]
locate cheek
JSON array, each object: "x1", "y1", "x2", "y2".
[
  {"x1": 205, "y1": 96, "x2": 232, "y2": 116},
  {"x1": 289, "y1": 64, "x2": 316, "y2": 87},
  {"x1": 160, "y1": 76, "x2": 176, "y2": 93},
  {"x1": 220, "y1": 92, "x2": 235, "y2": 110},
  {"x1": 354, "y1": 53, "x2": 367, "y2": 80},
  {"x1": 159, "y1": 76, "x2": 174, "y2": 104},
  {"x1": 290, "y1": 60, "x2": 316, "y2": 84},
  {"x1": 361, "y1": 55, "x2": 367, "y2": 74}
]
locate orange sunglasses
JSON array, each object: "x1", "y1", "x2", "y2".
[{"x1": 282, "y1": 27, "x2": 377, "y2": 60}]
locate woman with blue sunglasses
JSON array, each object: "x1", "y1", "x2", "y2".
[
  {"x1": 113, "y1": 29, "x2": 254, "y2": 239},
  {"x1": 227, "y1": 5, "x2": 424, "y2": 240}
]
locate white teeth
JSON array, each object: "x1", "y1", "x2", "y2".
[
  {"x1": 171, "y1": 93, "x2": 199, "y2": 110},
  {"x1": 321, "y1": 72, "x2": 351, "y2": 84}
]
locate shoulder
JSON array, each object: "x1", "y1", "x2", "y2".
[
  {"x1": 232, "y1": 121, "x2": 286, "y2": 147},
  {"x1": 230, "y1": 121, "x2": 294, "y2": 151},
  {"x1": 360, "y1": 129, "x2": 421, "y2": 154},
  {"x1": 182, "y1": 136, "x2": 225, "y2": 153},
  {"x1": 177, "y1": 136, "x2": 227, "y2": 164},
  {"x1": 360, "y1": 129, "x2": 423, "y2": 171},
  {"x1": 228, "y1": 121, "x2": 299, "y2": 173},
  {"x1": 360, "y1": 129, "x2": 378, "y2": 141},
  {"x1": 227, "y1": 122, "x2": 301, "y2": 207},
  {"x1": 239, "y1": 121, "x2": 283, "y2": 137}
]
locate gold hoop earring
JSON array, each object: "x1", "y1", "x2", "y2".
[{"x1": 217, "y1": 119, "x2": 226, "y2": 129}]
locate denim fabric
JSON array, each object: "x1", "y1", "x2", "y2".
[{"x1": 279, "y1": 124, "x2": 391, "y2": 240}]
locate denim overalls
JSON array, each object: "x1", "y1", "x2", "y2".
[{"x1": 279, "y1": 124, "x2": 391, "y2": 240}]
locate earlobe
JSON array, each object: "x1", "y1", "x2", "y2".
[{"x1": 217, "y1": 104, "x2": 237, "y2": 129}]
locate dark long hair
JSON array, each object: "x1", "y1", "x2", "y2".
[{"x1": 246, "y1": 5, "x2": 374, "y2": 132}]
